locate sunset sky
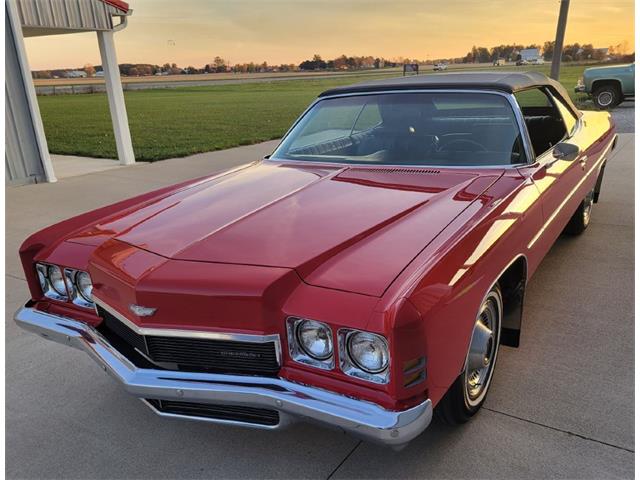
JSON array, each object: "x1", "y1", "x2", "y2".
[{"x1": 24, "y1": 0, "x2": 635, "y2": 70}]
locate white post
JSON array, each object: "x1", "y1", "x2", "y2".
[
  {"x1": 6, "y1": 0, "x2": 57, "y2": 182},
  {"x1": 97, "y1": 30, "x2": 135, "y2": 165}
]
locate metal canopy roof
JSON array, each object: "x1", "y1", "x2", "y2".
[{"x1": 18, "y1": 0, "x2": 130, "y2": 37}]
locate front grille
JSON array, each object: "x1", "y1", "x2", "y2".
[
  {"x1": 146, "y1": 399, "x2": 280, "y2": 426},
  {"x1": 97, "y1": 307, "x2": 280, "y2": 376}
]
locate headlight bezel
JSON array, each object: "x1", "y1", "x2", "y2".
[
  {"x1": 36, "y1": 263, "x2": 68, "y2": 302},
  {"x1": 35, "y1": 262, "x2": 94, "y2": 309},
  {"x1": 338, "y1": 329, "x2": 390, "y2": 384},
  {"x1": 286, "y1": 317, "x2": 334, "y2": 370},
  {"x1": 63, "y1": 268, "x2": 94, "y2": 309}
]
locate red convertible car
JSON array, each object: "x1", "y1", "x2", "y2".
[{"x1": 16, "y1": 72, "x2": 616, "y2": 448}]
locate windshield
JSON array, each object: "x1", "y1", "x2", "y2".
[{"x1": 272, "y1": 92, "x2": 526, "y2": 167}]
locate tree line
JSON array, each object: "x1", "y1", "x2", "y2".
[
  {"x1": 462, "y1": 40, "x2": 632, "y2": 63},
  {"x1": 31, "y1": 40, "x2": 633, "y2": 79}
]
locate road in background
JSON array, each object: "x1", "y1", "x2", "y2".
[
  {"x1": 6, "y1": 132, "x2": 634, "y2": 479},
  {"x1": 33, "y1": 61, "x2": 600, "y2": 95},
  {"x1": 32, "y1": 62, "x2": 505, "y2": 90},
  {"x1": 34, "y1": 68, "x2": 403, "y2": 94}
]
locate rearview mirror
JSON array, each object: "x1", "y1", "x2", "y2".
[{"x1": 551, "y1": 142, "x2": 580, "y2": 163}]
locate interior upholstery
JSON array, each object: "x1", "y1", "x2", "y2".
[
  {"x1": 290, "y1": 115, "x2": 524, "y2": 166},
  {"x1": 523, "y1": 115, "x2": 567, "y2": 156}
]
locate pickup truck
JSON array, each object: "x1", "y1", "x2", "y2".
[{"x1": 576, "y1": 63, "x2": 635, "y2": 109}]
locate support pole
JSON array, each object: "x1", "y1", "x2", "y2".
[
  {"x1": 97, "y1": 30, "x2": 135, "y2": 165},
  {"x1": 550, "y1": 0, "x2": 570, "y2": 80},
  {"x1": 6, "y1": 0, "x2": 57, "y2": 182}
]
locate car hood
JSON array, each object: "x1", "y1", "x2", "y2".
[
  {"x1": 70, "y1": 161, "x2": 501, "y2": 296},
  {"x1": 585, "y1": 63, "x2": 633, "y2": 75}
]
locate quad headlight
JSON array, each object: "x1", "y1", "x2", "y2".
[
  {"x1": 35, "y1": 263, "x2": 68, "y2": 301},
  {"x1": 297, "y1": 320, "x2": 333, "y2": 360},
  {"x1": 286, "y1": 317, "x2": 334, "y2": 370},
  {"x1": 339, "y1": 329, "x2": 390, "y2": 384},
  {"x1": 286, "y1": 317, "x2": 390, "y2": 383},
  {"x1": 347, "y1": 331, "x2": 389, "y2": 373},
  {"x1": 35, "y1": 263, "x2": 94, "y2": 308},
  {"x1": 64, "y1": 268, "x2": 94, "y2": 308}
]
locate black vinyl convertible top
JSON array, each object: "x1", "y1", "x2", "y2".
[{"x1": 319, "y1": 71, "x2": 580, "y2": 115}]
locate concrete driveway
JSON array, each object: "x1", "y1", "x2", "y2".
[{"x1": 6, "y1": 135, "x2": 634, "y2": 479}]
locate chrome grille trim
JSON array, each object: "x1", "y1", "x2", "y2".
[{"x1": 93, "y1": 296, "x2": 282, "y2": 365}]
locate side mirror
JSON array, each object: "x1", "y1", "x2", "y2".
[{"x1": 550, "y1": 142, "x2": 580, "y2": 163}]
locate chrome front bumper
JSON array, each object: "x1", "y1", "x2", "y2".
[{"x1": 14, "y1": 304, "x2": 432, "y2": 447}]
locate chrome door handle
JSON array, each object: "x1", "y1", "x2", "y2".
[{"x1": 579, "y1": 156, "x2": 587, "y2": 169}]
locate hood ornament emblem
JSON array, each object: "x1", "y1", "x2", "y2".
[{"x1": 129, "y1": 304, "x2": 157, "y2": 317}]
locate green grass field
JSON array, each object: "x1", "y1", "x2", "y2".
[{"x1": 38, "y1": 64, "x2": 592, "y2": 161}]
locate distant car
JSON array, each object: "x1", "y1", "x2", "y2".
[
  {"x1": 15, "y1": 72, "x2": 617, "y2": 449},
  {"x1": 433, "y1": 63, "x2": 448, "y2": 71},
  {"x1": 493, "y1": 59, "x2": 506, "y2": 66},
  {"x1": 532, "y1": 58, "x2": 545, "y2": 65},
  {"x1": 575, "y1": 63, "x2": 635, "y2": 109},
  {"x1": 515, "y1": 59, "x2": 529, "y2": 66}
]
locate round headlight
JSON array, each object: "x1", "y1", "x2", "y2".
[
  {"x1": 296, "y1": 320, "x2": 333, "y2": 360},
  {"x1": 348, "y1": 332, "x2": 389, "y2": 373},
  {"x1": 37, "y1": 268, "x2": 47, "y2": 291},
  {"x1": 48, "y1": 266, "x2": 66, "y2": 296},
  {"x1": 76, "y1": 271, "x2": 93, "y2": 302}
]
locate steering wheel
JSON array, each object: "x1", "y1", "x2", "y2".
[{"x1": 438, "y1": 139, "x2": 488, "y2": 152}]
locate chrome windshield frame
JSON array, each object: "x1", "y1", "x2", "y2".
[{"x1": 267, "y1": 88, "x2": 537, "y2": 169}]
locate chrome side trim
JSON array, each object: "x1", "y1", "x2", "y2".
[
  {"x1": 527, "y1": 135, "x2": 615, "y2": 249},
  {"x1": 93, "y1": 296, "x2": 282, "y2": 365},
  {"x1": 15, "y1": 304, "x2": 432, "y2": 447}
]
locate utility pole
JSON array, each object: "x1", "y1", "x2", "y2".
[{"x1": 550, "y1": 0, "x2": 570, "y2": 80}]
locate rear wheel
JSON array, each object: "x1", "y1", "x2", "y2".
[
  {"x1": 564, "y1": 189, "x2": 594, "y2": 235},
  {"x1": 437, "y1": 285, "x2": 502, "y2": 424},
  {"x1": 593, "y1": 85, "x2": 620, "y2": 110}
]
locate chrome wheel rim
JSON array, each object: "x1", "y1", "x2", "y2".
[
  {"x1": 597, "y1": 91, "x2": 613, "y2": 107},
  {"x1": 464, "y1": 290, "x2": 502, "y2": 407},
  {"x1": 583, "y1": 190, "x2": 594, "y2": 226}
]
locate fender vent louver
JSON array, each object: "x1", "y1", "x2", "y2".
[{"x1": 348, "y1": 167, "x2": 441, "y2": 175}]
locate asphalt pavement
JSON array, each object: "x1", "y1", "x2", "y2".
[
  {"x1": 610, "y1": 102, "x2": 635, "y2": 133},
  {"x1": 5, "y1": 130, "x2": 634, "y2": 479}
]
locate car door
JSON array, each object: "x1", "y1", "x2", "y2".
[{"x1": 515, "y1": 87, "x2": 586, "y2": 270}]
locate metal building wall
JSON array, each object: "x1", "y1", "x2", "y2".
[
  {"x1": 18, "y1": 0, "x2": 122, "y2": 34},
  {"x1": 5, "y1": 3, "x2": 48, "y2": 185}
]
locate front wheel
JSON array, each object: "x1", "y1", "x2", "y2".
[{"x1": 437, "y1": 285, "x2": 502, "y2": 424}]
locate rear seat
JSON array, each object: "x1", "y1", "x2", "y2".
[{"x1": 523, "y1": 115, "x2": 566, "y2": 156}]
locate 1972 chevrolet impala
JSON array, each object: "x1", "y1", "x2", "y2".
[{"x1": 15, "y1": 72, "x2": 617, "y2": 448}]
